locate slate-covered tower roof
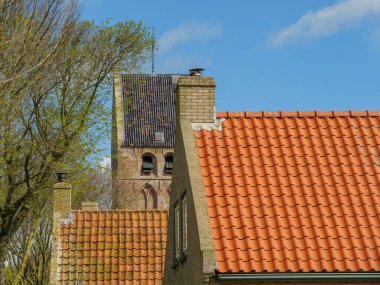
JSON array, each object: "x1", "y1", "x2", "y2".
[
  {"x1": 112, "y1": 73, "x2": 177, "y2": 210},
  {"x1": 120, "y1": 74, "x2": 178, "y2": 147}
]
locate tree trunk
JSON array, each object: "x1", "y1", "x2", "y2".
[
  {"x1": 0, "y1": 241, "x2": 8, "y2": 285},
  {"x1": 13, "y1": 216, "x2": 41, "y2": 284}
]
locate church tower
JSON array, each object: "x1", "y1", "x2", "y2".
[{"x1": 111, "y1": 74, "x2": 177, "y2": 209}]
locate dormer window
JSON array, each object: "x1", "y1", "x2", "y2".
[
  {"x1": 165, "y1": 155, "x2": 173, "y2": 174},
  {"x1": 142, "y1": 155, "x2": 154, "y2": 174}
]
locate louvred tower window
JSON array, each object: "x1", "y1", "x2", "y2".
[
  {"x1": 164, "y1": 155, "x2": 173, "y2": 174},
  {"x1": 142, "y1": 155, "x2": 154, "y2": 174}
]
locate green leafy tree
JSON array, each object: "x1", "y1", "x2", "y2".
[
  {"x1": 71, "y1": 165, "x2": 113, "y2": 210},
  {"x1": 0, "y1": 0, "x2": 153, "y2": 281},
  {"x1": 5, "y1": 205, "x2": 51, "y2": 285},
  {"x1": 4, "y1": 166, "x2": 111, "y2": 285}
]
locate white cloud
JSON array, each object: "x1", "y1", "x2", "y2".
[
  {"x1": 99, "y1": 155, "x2": 111, "y2": 169},
  {"x1": 268, "y1": 0, "x2": 380, "y2": 47},
  {"x1": 158, "y1": 21, "x2": 222, "y2": 53}
]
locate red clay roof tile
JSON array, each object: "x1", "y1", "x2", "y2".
[
  {"x1": 58, "y1": 210, "x2": 168, "y2": 284},
  {"x1": 196, "y1": 111, "x2": 380, "y2": 273}
]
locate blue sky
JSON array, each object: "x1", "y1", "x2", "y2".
[{"x1": 83, "y1": 0, "x2": 380, "y2": 165}]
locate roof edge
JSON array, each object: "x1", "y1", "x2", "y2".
[
  {"x1": 70, "y1": 209, "x2": 169, "y2": 213},
  {"x1": 217, "y1": 110, "x2": 380, "y2": 119},
  {"x1": 180, "y1": 121, "x2": 216, "y2": 273},
  {"x1": 215, "y1": 272, "x2": 380, "y2": 281}
]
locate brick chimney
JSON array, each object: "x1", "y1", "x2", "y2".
[
  {"x1": 176, "y1": 70, "x2": 216, "y2": 123},
  {"x1": 52, "y1": 172, "x2": 71, "y2": 219},
  {"x1": 50, "y1": 172, "x2": 72, "y2": 285}
]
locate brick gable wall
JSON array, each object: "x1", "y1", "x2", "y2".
[
  {"x1": 163, "y1": 75, "x2": 217, "y2": 285},
  {"x1": 163, "y1": 120, "x2": 206, "y2": 284}
]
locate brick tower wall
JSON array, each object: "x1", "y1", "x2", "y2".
[
  {"x1": 112, "y1": 146, "x2": 173, "y2": 209},
  {"x1": 112, "y1": 73, "x2": 175, "y2": 210}
]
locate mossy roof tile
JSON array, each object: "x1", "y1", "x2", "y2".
[{"x1": 58, "y1": 210, "x2": 168, "y2": 283}]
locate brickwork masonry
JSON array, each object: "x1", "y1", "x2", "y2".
[
  {"x1": 112, "y1": 146, "x2": 173, "y2": 209},
  {"x1": 176, "y1": 76, "x2": 215, "y2": 123},
  {"x1": 164, "y1": 75, "x2": 217, "y2": 285},
  {"x1": 50, "y1": 181, "x2": 72, "y2": 285}
]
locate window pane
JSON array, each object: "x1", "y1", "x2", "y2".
[
  {"x1": 174, "y1": 204, "x2": 180, "y2": 259},
  {"x1": 182, "y1": 197, "x2": 188, "y2": 252}
]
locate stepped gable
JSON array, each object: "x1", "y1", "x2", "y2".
[
  {"x1": 195, "y1": 110, "x2": 380, "y2": 273},
  {"x1": 58, "y1": 210, "x2": 168, "y2": 284},
  {"x1": 121, "y1": 74, "x2": 177, "y2": 147}
]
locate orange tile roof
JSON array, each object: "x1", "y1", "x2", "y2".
[
  {"x1": 195, "y1": 111, "x2": 380, "y2": 273},
  {"x1": 58, "y1": 210, "x2": 168, "y2": 284}
]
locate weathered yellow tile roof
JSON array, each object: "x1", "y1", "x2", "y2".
[{"x1": 58, "y1": 210, "x2": 168, "y2": 284}]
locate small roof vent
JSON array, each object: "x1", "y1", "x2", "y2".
[
  {"x1": 155, "y1": 132, "x2": 165, "y2": 142},
  {"x1": 189, "y1": 68, "x2": 204, "y2": 76}
]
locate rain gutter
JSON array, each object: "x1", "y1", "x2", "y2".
[{"x1": 215, "y1": 272, "x2": 380, "y2": 282}]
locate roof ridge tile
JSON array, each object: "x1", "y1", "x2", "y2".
[
  {"x1": 217, "y1": 110, "x2": 380, "y2": 119},
  {"x1": 72, "y1": 209, "x2": 169, "y2": 213}
]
